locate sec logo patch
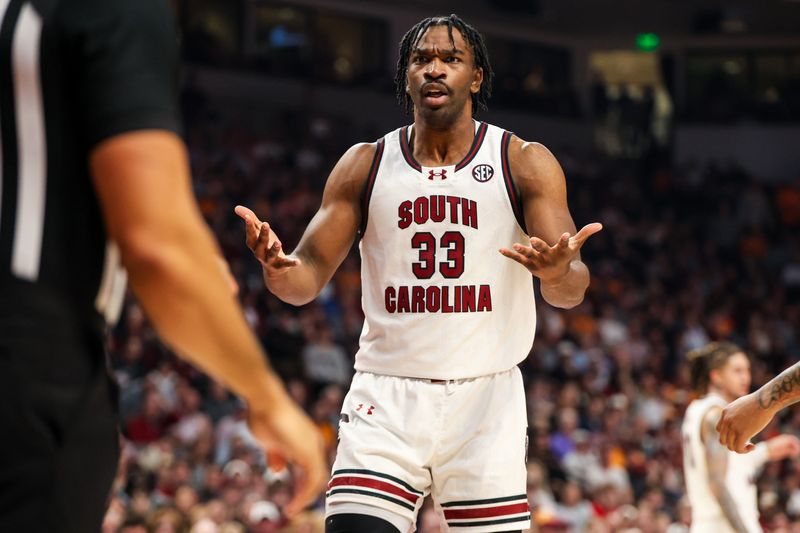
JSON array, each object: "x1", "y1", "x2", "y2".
[{"x1": 472, "y1": 164, "x2": 494, "y2": 182}]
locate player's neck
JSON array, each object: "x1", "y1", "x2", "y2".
[
  {"x1": 410, "y1": 111, "x2": 476, "y2": 167},
  {"x1": 707, "y1": 385, "x2": 734, "y2": 403}
]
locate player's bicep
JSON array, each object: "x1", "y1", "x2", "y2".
[
  {"x1": 511, "y1": 139, "x2": 577, "y2": 243},
  {"x1": 293, "y1": 143, "x2": 374, "y2": 286}
]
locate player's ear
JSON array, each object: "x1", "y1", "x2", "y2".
[{"x1": 471, "y1": 67, "x2": 483, "y2": 94}]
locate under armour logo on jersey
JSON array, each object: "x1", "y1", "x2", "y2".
[
  {"x1": 356, "y1": 403, "x2": 375, "y2": 415},
  {"x1": 472, "y1": 164, "x2": 494, "y2": 182},
  {"x1": 428, "y1": 169, "x2": 448, "y2": 181}
]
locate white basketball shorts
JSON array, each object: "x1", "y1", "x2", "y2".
[
  {"x1": 691, "y1": 517, "x2": 761, "y2": 533},
  {"x1": 326, "y1": 367, "x2": 530, "y2": 532}
]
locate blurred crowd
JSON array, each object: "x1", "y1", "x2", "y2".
[{"x1": 100, "y1": 87, "x2": 800, "y2": 533}]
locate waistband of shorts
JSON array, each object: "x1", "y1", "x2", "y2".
[{"x1": 355, "y1": 367, "x2": 518, "y2": 384}]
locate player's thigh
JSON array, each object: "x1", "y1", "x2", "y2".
[
  {"x1": 327, "y1": 373, "x2": 433, "y2": 525},
  {"x1": 433, "y1": 368, "x2": 530, "y2": 533}
]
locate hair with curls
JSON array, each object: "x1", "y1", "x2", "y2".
[
  {"x1": 394, "y1": 14, "x2": 494, "y2": 116},
  {"x1": 687, "y1": 341, "x2": 745, "y2": 393}
]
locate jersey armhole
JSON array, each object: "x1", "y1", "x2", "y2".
[
  {"x1": 500, "y1": 130, "x2": 528, "y2": 234},
  {"x1": 359, "y1": 138, "x2": 386, "y2": 238},
  {"x1": 699, "y1": 404, "x2": 722, "y2": 445}
]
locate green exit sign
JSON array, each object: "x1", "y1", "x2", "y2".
[{"x1": 635, "y1": 33, "x2": 661, "y2": 52}]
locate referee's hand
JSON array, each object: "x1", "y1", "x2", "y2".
[{"x1": 247, "y1": 400, "x2": 327, "y2": 517}]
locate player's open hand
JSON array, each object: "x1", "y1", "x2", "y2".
[
  {"x1": 247, "y1": 401, "x2": 327, "y2": 517},
  {"x1": 499, "y1": 222, "x2": 602, "y2": 283},
  {"x1": 716, "y1": 391, "x2": 775, "y2": 453},
  {"x1": 234, "y1": 205, "x2": 301, "y2": 277}
]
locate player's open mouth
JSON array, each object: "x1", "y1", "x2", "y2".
[{"x1": 422, "y1": 84, "x2": 449, "y2": 105}]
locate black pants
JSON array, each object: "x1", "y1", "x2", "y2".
[{"x1": 0, "y1": 327, "x2": 119, "y2": 532}]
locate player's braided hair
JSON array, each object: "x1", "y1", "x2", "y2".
[
  {"x1": 394, "y1": 14, "x2": 494, "y2": 116},
  {"x1": 687, "y1": 341, "x2": 745, "y2": 394}
]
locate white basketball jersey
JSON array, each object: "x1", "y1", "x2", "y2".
[
  {"x1": 682, "y1": 393, "x2": 767, "y2": 533},
  {"x1": 355, "y1": 121, "x2": 536, "y2": 380}
]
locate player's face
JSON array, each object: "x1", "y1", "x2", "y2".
[
  {"x1": 406, "y1": 25, "x2": 483, "y2": 125},
  {"x1": 714, "y1": 352, "x2": 751, "y2": 399}
]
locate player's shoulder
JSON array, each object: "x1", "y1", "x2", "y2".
[
  {"x1": 699, "y1": 404, "x2": 723, "y2": 441},
  {"x1": 702, "y1": 404, "x2": 723, "y2": 424},
  {"x1": 343, "y1": 141, "x2": 379, "y2": 163},
  {"x1": 503, "y1": 133, "x2": 563, "y2": 192},
  {"x1": 505, "y1": 135, "x2": 558, "y2": 167},
  {"x1": 339, "y1": 141, "x2": 380, "y2": 176},
  {"x1": 326, "y1": 141, "x2": 382, "y2": 197},
  {"x1": 690, "y1": 396, "x2": 724, "y2": 423}
]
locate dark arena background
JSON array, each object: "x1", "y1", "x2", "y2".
[{"x1": 103, "y1": 1, "x2": 800, "y2": 531}]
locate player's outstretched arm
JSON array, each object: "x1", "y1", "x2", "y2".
[
  {"x1": 702, "y1": 408, "x2": 753, "y2": 533},
  {"x1": 499, "y1": 137, "x2": 602, "y2": 309},
  {"x1": 91, "y1": 130, "x2": 326, "y2": 516},
  {"x1": 236, "y1": 142, "x2": 376, "y2": 306},
  {"x1": 718, "y1": 361, "x2": 800, "y2": 453},
  {"x1": 765, "y1": 434, "x2": 800, "y2": 461}
]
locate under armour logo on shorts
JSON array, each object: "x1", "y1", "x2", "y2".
[{"x1": 356, "y1": 403, "x2": 375, "y2": 415}]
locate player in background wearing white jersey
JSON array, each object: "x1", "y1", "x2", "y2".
[
  {"x1": 681, "y1": 343, "x2": 800, "y2": 533},
  {"x1": 237, "y1": 14, "x2": 600, "y2": 533},
  {"x1": 717, "y1": 360, "x2": 800, "y2": 453}
]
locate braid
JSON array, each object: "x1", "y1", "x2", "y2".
[
  {"x1": 394, "y1": 14, "x2": 494, "y2": 116},
  {"x1": 687, "y1": 341, "x2": 744, "y2": 393}
]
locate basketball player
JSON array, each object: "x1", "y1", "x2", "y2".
[
  {"x1": 0, "y1": 0, "x2": 324, "y2": 530},
  {"x1": 681, "y1": 343, "x2": 799, "y2": 533},
  {"x1": 236, "y1": 14, "x2": 601, "y2": 533},
  {"x1": 717, "y1": 360, "x2": 800, "y2": 453}
]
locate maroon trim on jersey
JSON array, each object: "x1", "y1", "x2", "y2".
[
  {"x1": 500, "y1": 130, "x2": 528, "y2": 234},
  {"x1": 399, "y1": 122, "x2": 488, "y2": 173},
  {"x1": 399, "y1": 126, "x2": 422, "y2": 172},
  {"x1": 443, "y1": 502, "x2": 530, "y2": 520},
  {"x1": 454, "y1": 122, "x2": 488, "y2": 171},
  {"x1": 360, "y1": 138, "x2": 385, "y2": 237}
]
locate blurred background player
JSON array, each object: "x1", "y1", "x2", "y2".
[
  {"x1": 237, "y1": 13, "x2": 600, "y2": 533},
  {"x1": 682, "y1": 342, "x2": 800, "y2": 533},
  {"x1": 0, "y1": 0, "x2": 324, "y2": 530},
  {"x1": 719, "y1": 360, "x2": 800, "y2": 453}
]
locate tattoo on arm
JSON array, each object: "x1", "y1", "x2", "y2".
[
  {"x1": 757, "y1": 361, "x2": 800, "y2": 411},
  {"x1": 704, "y1": 411, "x2": 752, "y2": 533}
]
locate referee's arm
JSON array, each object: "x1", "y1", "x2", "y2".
[
  {"x1": 91, "y1": 131, "x2": 325, "y2": 518},
  {"x1": 71, "y1": 0, "x2": 325, "y2": 515}
]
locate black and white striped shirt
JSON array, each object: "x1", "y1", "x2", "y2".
[{"x1": 0, "y1": 0, "x2": 179, "y2": 336}]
